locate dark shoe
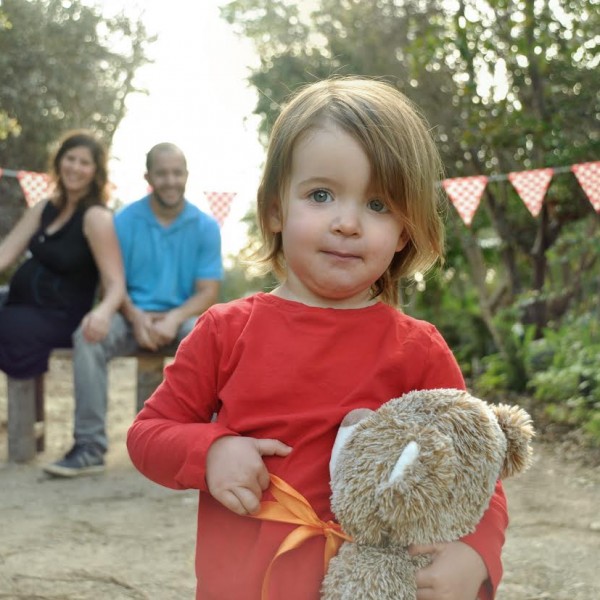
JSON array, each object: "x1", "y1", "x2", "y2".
[{"x1": 43, "y1": 444, "x2": 105, "y2": 478}]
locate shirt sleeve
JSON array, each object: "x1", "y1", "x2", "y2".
[
  {"x1": 126, "y1": 311, "x2": 236, "y2": 491},
  {"x1": 462, "y1": 481, "x2": 508, "y2": 600},
  {"x1": 421, "y1": 325, "x2": 507, "y2": 599}
]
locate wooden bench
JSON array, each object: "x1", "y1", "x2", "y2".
[{"x1": 6, "y1": 349, "x2": 171, "y2": 463}]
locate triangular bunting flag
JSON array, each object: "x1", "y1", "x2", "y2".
[
  {"x1": 204, "y1": 191, "x2": 236, "y2": 227},
  {"x1": 508, "y1": 168, "x2": 554, "y2": 217},
  {"x1": 442, "y1": 175, "x2": 488, "y2": 226},
  {"x1": 16, "y1": 170, "x2": 51, "y2": 207},
  {"x1": 571, "y1": 161, "x2": 600, "y2": 213}
]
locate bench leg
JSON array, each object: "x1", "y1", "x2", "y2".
[
  {"x1": 136, "y1": 356, "x2": 165, "y2": 414},
  {"x1": 7, "y1": 375, "x2": 45, "y2": 463},
  {"x1": 35, "y1": 376, "x2": 45, "y2": 452}
]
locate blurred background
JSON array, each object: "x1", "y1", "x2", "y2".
[{"x1": 1, "y1": 0, "x2": 599, "y2": 449}]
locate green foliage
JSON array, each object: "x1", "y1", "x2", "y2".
[
  {"x1": 0, "y1": 0, "x2": 154, "y2": 170},
  {"x1": 474, "y1": 310, "x2": 600, "y2": 445},
  {"x1": 527, "y1": 313, "x2": 600, "y2": 444},
  {"x1": 0, "y1": 110, "x2": 20, "y2": 141},
  {"x1": 400, "y1": 266, "x2": 492, "y2": 378},
  {"x1": 473, "y1": 352, "x2": 513, "y2": 396},
  {"x1": 0, "y1": 6, "x2": 19, "y2": 142},
  {"x1": 471, "y1": 308, "x2": 534, "y2": 394},
  {"x1": 220, "y1": 257, "x2": 276, "y2": 303}
]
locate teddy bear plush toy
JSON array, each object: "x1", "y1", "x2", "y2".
[{"x1": 320, "y1": 388, "x2": 534, "y2": 600}]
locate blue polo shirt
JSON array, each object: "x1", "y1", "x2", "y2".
[{"x1": 115, "y1": 196, "x2": 223, "y2": 311}]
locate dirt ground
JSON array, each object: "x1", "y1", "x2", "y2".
[{"x1": 1, "y1": 356, "x2": 599, "y2": 600}]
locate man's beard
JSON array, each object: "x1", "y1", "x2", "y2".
[{"x1": 153, "y1": 190, "x2": 185, "y2": 211}]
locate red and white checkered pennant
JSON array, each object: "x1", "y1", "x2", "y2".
[
  {"x1": 508, "y1": 168, "x2": 554, "y2": 217},
  {"x1": 17, "y1": 170, "x2": 51, "y2": 207},
  {"x1": 442, "y1": 175, "x2": 488, "y2": 226},
  {"x1": 204, "y1": 191, "x2": 236, "y2": 227},
  {"x1": 571, "y1": 161, "x2": 600, "y2": 213}
]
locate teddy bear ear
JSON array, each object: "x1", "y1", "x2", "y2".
[
  {"x1": 383, "y1": 432, "x2": 456, "y2": 492},
  {"x1": 329, "y1": 408, "x2": 374, "y2": 478},
  {"x1": 492, "y1": 403, "x2": 535, "y2": 478},
  {"x1": 388, "y1": 440, "x2": 420, "y2": 485}
]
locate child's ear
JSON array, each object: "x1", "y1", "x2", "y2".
[{"x1": 267, "y1": 200, "x2": 283, "y2": 233}]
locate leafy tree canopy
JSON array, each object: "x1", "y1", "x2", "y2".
[
  {"x1": 0, "y1": 0, "x2": 155, "y2": 170},
  {"x1": 222, "y1": 0, "x2": 598, "y2": 171},
  {"x1": 0, "y1": 6, "x2": 20, "y2": 141}
]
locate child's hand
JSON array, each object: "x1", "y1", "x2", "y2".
[
  {"x1": 206, "y1": 435, "x2": 292, "y2": 516},
  {"x1": 409, "y1": 541, "x2": 488, "y2": 600}
]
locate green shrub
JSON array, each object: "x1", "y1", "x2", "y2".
[
  {"x1": 526, "y1": 313, "x2": 600, "y2": 445},
  {"x1": 472, "y1": 309, "x2": 600, "y2": 446}
]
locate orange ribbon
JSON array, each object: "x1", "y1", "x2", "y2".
[{"x1": 250, "y1": 474, "x2": 352, "y2": 600}]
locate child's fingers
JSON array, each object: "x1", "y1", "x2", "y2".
[
  {"x1": 218, "y1": 489, "x2": 246, "y2": 515},
  {"x1": 237, "y1": 486, "x2": 262, "y2": 515},
  {"x1": 414, "y1": 563, "x2": 437, "y2": 592},
  {"x1": 257, "y1": 466, "x2": 271, "y2": 491},
  {"x1": 221, "y1": 487, "x2": 261, "y2": 516},
  {"x1": 255, "y1": 438, "x2": 292, "y2": 457}
]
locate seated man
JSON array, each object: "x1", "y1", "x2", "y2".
[{"x1": 44, "y1": 142, "x2": 223, "y2": 477}]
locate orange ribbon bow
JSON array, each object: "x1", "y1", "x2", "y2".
[{"x1": 250, "y1": 474, "x2": 352, "y2": 600}]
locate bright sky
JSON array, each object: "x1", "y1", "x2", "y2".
[{"x1": 97, "y1": 0, "x2": 264, "y2": 257}]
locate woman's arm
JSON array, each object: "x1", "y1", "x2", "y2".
[
  {"x1": 80, "y1": 206, "x2": 126, "y2": 342},
  {"x1": 0, "y1": 201, "x2": 46, "y2": 272}
]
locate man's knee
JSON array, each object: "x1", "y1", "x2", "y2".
[{"x1": 72, "y1": 322, "x2": 91, "y2": 348}]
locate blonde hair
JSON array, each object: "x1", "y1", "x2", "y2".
[{"x1": 256, "y1": 77, "x2": 446, "y2": 306}]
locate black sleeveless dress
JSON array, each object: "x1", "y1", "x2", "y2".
[{"x1": 0, "y1": 201, "x2": 100, "y2": 378}]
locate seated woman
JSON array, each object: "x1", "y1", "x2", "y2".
[{"x1": 0, "y1": 130, "x2": 125, "y2": 379}]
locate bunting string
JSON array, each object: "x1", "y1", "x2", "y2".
[
  {"x1": 441, "y1": 162, "x2": 598, "y2": 225},
  {"x1": 1, "y1": 162, "x2": 598, "y2": 227},
  {"x1": 0, "y1": 168, "x2": 237, "y2": 227}
]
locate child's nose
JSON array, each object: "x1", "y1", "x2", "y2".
[{"x1": 331, "y1": 204, "x2": 361, "y2": 235}]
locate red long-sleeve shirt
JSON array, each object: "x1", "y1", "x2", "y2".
[{"x1": 127, "y1": 293, "x2": 507, "y2": 599}]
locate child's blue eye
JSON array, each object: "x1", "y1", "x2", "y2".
[
  {"x1": 368, "y1": 198, "x2": 388, "y2": 213},
  {"x1": 311, "y1": 190, "x2": 331, "y2": 203}
]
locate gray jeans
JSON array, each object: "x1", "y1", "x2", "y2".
[{"x1": 72, "y1": 312, "x2": 196, "y2": 452}]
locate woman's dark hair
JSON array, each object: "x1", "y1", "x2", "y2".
[{"x1": 50, "y1": 129, "x2": 109, "y2": 210}]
